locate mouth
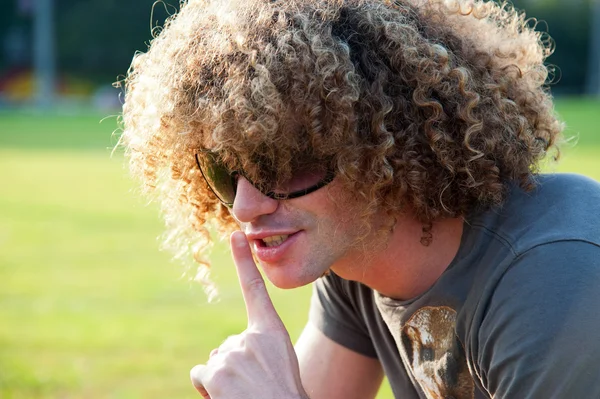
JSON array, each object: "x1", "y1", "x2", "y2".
[
  {"x1": 251, "y1": 231, "x2": 302, "y2": 263},
  {"x1": 260, "y1": 234, "x2": 290, "y2": 248}
]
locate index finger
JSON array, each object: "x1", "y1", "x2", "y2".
[{"x1": 230, "y1": 231, "x2": 283, "y2": 328}]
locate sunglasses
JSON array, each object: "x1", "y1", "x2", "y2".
[{"x1": 195, "y1": 151, "x2": 335, "y2": 207}]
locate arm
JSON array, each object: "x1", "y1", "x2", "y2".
[{"x1": 296, "y1": 322, "x2": 384, "y2": 399}]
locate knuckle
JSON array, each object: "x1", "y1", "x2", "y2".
[
  {"x1": 206, "y1": 362, "x2": 233, "y2": 388},
  {"x1": 244, "y1": 330, "x2": 266, "y2": 343},
  {"x1": 219, "y1": 334, "x2": 245, "y2": 352},
  {"x1": 223, "y1": 348, "x2": 245, "y2": 365},
  {"x1": 204, "y1": 349, "x2": 247, "y2": 386}
]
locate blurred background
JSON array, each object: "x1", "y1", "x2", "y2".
[{"x1": 0, "y1": 0, "x2": 599, "y2": 398}]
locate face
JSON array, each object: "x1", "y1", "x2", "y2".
[{"x1": 230, "y1": 176, "x2": 386, "y2": 289}]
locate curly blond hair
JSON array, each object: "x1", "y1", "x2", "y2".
[{"x1": 120, "y1": 0, "x2": 562, "y2": 290}]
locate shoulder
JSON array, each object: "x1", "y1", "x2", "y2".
[
  {"x1": 473, "y1": 239, "x2": 600, "y2": 396},
  {"x1": 531, "y1": 173, "x2": 600, "y2": 202},
  {"x1": 468, "y1": 173, "x2": 600, "y2": 255}
]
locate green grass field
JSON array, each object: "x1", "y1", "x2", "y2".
[{"x1": 1, "y1": 98, "x2": 599, "y2": 399}]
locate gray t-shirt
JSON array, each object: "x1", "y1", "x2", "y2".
[{"x1": 309, "y1": 173, "x2": 600, "y2": 399}]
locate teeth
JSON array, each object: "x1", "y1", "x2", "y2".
[{"x1": 262, "y1": 234, "x2": 289, "y2": 247}]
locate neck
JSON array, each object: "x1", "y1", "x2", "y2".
[{"x1": 332, "y1": 214, "x2": 464, "y2": 301}]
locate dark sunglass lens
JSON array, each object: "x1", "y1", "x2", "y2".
[
  {"x1": 198, "y1": 153, "x2": 236, "y2": 205},
  {"x1": 278, "y1": 165, "x2": 329, "y2": 193}
]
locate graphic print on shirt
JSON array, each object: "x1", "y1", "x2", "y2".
[{"x1": 401, "y1": 306, "x2": 474, "y2": 399}]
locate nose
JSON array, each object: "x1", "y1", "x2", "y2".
[{"x1": 231, "y1": 177, "x2": 279, "y2": 223}]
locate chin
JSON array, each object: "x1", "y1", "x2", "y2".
[{"x1": 260, "y1": 262, "x2": 321, "y2": 290}]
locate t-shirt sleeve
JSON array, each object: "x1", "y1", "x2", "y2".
[
  {"x1": 308, "y1": 272, "x2": 378, "y2": 358},
  {"x1": 476, "y1": 240, "x2": 600, "y2": 398}
]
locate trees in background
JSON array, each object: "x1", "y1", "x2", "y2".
[
  {"x1": 54, "y1": 0, "x2": 179, "y2": 84},
  {"x1": 586, "y1": 0, "x2": 600, "y2": 96},
  {"x1": 512, "y1": 0, "x2": 595, "y2": 95},
  {"x1": 0, "y1": 0, "x2": 597, "y2": 96}
]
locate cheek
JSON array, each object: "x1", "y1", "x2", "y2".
[{"x1": 326, "y1": 187, "x2": 371, "y2": 238}]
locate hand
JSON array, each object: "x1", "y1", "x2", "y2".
[{"x1": 190, "y1": 231, "x2": 309, "y2": 399}]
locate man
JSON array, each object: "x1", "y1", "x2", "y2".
[{"x1": 120, "y1": 0, "x2": 600, "y2": 397}]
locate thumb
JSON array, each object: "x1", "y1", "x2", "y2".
[{"x1": 190, "y1": 364, "x2": 211, "y2": 398}]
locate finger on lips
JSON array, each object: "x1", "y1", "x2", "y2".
[
  {"x1": 230, "y1": 231, "x2": 282, "y2": 328},
  {"x1": 190, "y1": 232, "x2": 290, "y2": 397}
]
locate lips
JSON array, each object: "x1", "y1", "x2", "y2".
[{"x1": 249, "y1": 231, "x2": 301, "y2": 263}]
